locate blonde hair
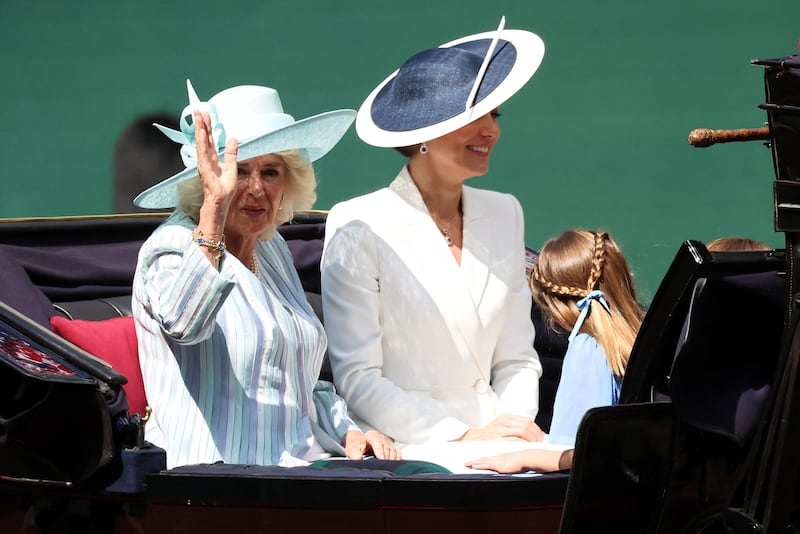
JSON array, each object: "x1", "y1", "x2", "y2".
[
  {"x1": 531, "y1": 230, "x2": 644, "y2": 377},
  {"x1": 175, "y1": 149, "x2": 316, "y2": 239},
  {"x1": 707, "y1": 236, "x2": 769, "y2": 252}
]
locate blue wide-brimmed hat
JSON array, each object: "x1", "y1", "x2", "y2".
[
  {"x1": 134, "y1": 80, "x2": 356, "y2": 209},
  {"x1": 356, "y1": 17, "x2": 545, "y2": 148}
]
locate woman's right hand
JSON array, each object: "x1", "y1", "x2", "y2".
[
  {"x1": 456, "y1": 413, "x2": 545, "y2": 442},
  {"x1": 194, "y1": 109, "x2": 239, "y2": 219},
  {"x1": 343, "y1": 430, "x2": 402, "y2": 460}
]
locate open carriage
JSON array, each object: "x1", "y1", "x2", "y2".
[{"x1": 1, "y1": 52, "x2": 799, "y2": 533}]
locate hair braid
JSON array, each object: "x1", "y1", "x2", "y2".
[
  {"x1": 532, "y1": 265, "x2": 589, "y2": 298},
  {"x1": 586, "y1": 232, "x2": 608, "y2": 291}
]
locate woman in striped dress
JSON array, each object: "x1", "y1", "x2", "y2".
[{"x1": 131, "y1": 81, "x2": 399, "y2": 468}]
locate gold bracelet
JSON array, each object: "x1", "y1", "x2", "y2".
[{"x1": 192, "y1": 228, "x2": 226, "y2": 253}]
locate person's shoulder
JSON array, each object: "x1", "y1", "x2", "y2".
[
  {"x1": 329, "y1": 188, "x2": 391, "y2": 213},
  {"x1": 136, "y1": 211, "x2": 193, "y2": 266},
  {"x1": 565, "y1": 333, "x2": 608, "y2": 368},
  {"x1": 569, "y1": 332, "x2": 600, "y2": 348},
  {"x1": 464, "y1": 186, "x2": 521, "y2": 208},
  {"x1": 463, "y1": 187, "x2": 523, "y2": 227},
  {"x1": 327, "y1": 188, "x2": 394, "y2": 230},
  {"x1": 565, "y1": 333, "x2": 602, "y2": 357},
  {"x1": 143, "y1": 211, "x2": 191, "y2": 245}
]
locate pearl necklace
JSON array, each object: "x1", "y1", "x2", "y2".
[{"x1": 249, "y1": 254, "x2": 260, "y2": 277}]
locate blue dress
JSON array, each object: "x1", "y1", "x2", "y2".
[{"x1": 547, "y1": 333, "x2": 621, "y2": 446}]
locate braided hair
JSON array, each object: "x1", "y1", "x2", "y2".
[{"x1": 530, "y1": 230, "x2": 643, "y2": 377}]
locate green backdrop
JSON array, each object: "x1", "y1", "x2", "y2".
[{"x1": 2, "y1": 1, "x2": 799, "y2": 302}]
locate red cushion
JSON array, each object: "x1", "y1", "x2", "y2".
[{"x1": 50, "y1": 316, "x2": 147, "y2": 417}]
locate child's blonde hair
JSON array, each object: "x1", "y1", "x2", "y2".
[{"x1": 530, "y1": 230, "x2": 644, "y2": 377}]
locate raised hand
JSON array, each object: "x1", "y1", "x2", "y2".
[{"x1": 195, "y1": 109, "x2": 239, "y2": 216}]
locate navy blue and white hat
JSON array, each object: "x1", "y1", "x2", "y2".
[{"x1": 356, "y1": 17, "x2": 545, "y2": 148}]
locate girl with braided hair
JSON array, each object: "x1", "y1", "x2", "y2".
[
  {"x1": 466, "y1": 230, "x2": 644, "y2": 473},
  {"x1": 531, "y1": 229, "x2": 644, "y2": 446}
]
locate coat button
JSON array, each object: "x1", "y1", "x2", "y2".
[{"x1": 474, "y1": 379, "x2": 489, "y2": 394}]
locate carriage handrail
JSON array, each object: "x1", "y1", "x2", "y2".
[{"x1": 687, "y1": 126, "x2": 770, "y2": 147}]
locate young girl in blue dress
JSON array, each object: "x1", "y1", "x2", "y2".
[
  {"x1": 531, "y1": 229, "x2": 644, "y2": 446},
  {"x1": 466, "y1": 229, "x2": 644, "y2": 472}
]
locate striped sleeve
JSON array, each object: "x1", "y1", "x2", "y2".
[
  {"x1": 312, "y1": 379, "x2": 362, "y2": 444},
  {"x1": 139, "y1": 224, "x2": 235, "y2": 344}
]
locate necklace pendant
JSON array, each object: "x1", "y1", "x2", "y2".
[{"x1": 441, "y1": 228, "x2": 453, "y2": 247}]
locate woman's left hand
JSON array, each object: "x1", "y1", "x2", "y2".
[
  {"x1": 343, "y1": 430, "x2": 401, "y2": 460},
  {"x1": 465, "y1": 448, "x2": 573, "y2": 474},
  {"x1": 464, "y1": 450, "x2": 533, "y2": 473}
]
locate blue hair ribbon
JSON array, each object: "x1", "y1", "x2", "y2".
[{"x1": 568, "y1": 289, "x2": 611, "y2": 342}]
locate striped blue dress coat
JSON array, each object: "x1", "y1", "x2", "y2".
[{"x1": 133, "y1": 211, "x2": 358, "y2": 468}]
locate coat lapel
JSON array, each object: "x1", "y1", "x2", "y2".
[
  {"x1": 388, "y1": 168, "x2": 492, "y2": 378},
  {"x1": 460, "y1": 186, "x2": 493, "y2": 313}
]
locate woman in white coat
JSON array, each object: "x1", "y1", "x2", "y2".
[{"x1": 321, "y1": 18, "x2": 546, "y2": 448}]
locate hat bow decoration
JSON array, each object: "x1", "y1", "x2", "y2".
[{"x1": 153, "y1": 80, "x2": 227, "y2": 169}]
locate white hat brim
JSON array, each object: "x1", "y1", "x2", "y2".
[
  {"x1": 356, "y1": 29, "x2": 545, "y2": 148},
  {"x1": 134, "y1": 109, "x2": 355, "y2": 209}
]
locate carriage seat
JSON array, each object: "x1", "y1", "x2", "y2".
[
  {"x1": 49, "y1": 289, "x2": 331, "y2": 422},
  {"x1": 53, "y1": 295, "x2": 134, "y2": 320}
]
